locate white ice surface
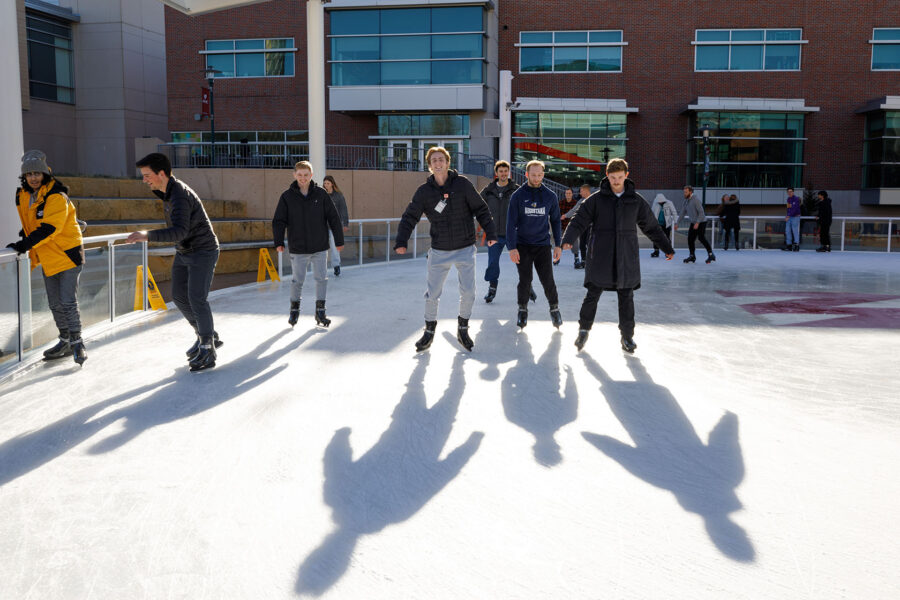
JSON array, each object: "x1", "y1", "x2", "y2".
[{"x1": 1, "y1": 250, "x2": 899, "y2": 599}]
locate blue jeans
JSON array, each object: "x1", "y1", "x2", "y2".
[
  {"x1": 483, "y1": 236, "x2": 507, "y2": 285},
  {"x1": 786, "y1": 216, "x2": 801, "y2": 245}
]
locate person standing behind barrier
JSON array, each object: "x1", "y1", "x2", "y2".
[
  {"x1": 675, "y1": 185, "x2": 715, "y2": 264},
  {"x1": 394, "y1": 146, "x2": 497, "y2": 353},
  {"x1": 274, "y1": 161, "x2": 344, "y2": 330},
  {"x1": 721, "y1": 194, "x2": 742, "y2": 250},
  {"x1": 6, "y1": 150, "x2": 87, "y2": 365},
  {"x1": 649, "y1": 193, "x2": 677, "y2": 257},
  {"x1": 783, "y1": 187, "x2": 802, "y2": 251},
  {"x1": 480, "y1": 160, "x2": 519, "y2": 303},
  {"x1": 322, "y1": 175, "x2": 349, "y2": 276},
  {"x1": 129, "y1": 152, "x2": 221, "y2": 371},
  {"x1": 507, "y1": 160, "x2": 563, "y2": 330},
  {"x1": 815, "y1": 190, "x2": 833, "y2": 252},
  {"x1": 562, "y1": 158, "x2": 674, "y2": 354}
]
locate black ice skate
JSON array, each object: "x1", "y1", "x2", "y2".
[
  {"x1": 620, "y1": 335, "x2": 637, "y2": 354},
  {"x1": 529, "y1": 287, "x2": 537, "y2": 302},
  {"x1": 517, "y1": 304, "x2": 528, "y2": 328},
  {"x1": 43, "y1": 333, "x2": 71, "y2": 360},
  {"x1": 315, "y1": 300, "x2": 331, "y2": 327},
  {"x1": 334, "y1": 265, "x2": 341, "y2": 276},
  {"x1": 186, "y1": 331, "x2": 222, "y2": 361},
  {"x1": 70, "y1": 333, "x2": 87, "y2": 365},
  {"x1": 705, "y1": 253, "x2": 716, "y2": 264},
  {"x1": 550, "y1": 305, "x2": 563, "y2": 328},
  {"x1": 484, "y1": 285, "x2": 497, "y2": 303},
  {"x1": 575, "y1": 329, "x2": 590, "y2": 351},
  {"x1": 189, "y1": 335, "x2": 217, "y2": 372},
  {"x1": 650, "y1": 250, "x2": 659, "y2": 258},
  {"x1": 288, "y1": 300, "x2": 300, "y2": 327},
  {"x1": 456, "y1": 316, "x2": 474, "y2": 352},
  {"x1": 415, "y1": 320, "x2": 437, "y2": 352},
  {"x1": 683, "y1": 255, "x2": 696, "y2": 263}
]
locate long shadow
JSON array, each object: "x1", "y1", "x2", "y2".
[
  {"x1": 580, "y1": 354, "x2": 755, "y2": 562},
  {"x1": 296, "y1": 352, "x2": 483, "y2": 596},
  {"x1": 501, "y1": 331, "x2": 577, "y2": 467},
  {"x1": 468, "y1": 317, "x2": 520, "y2": 381},
  {"x1": 0, "y1": 328, "x2": 316, "y2": 487}
]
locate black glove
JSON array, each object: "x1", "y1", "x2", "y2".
[{"x1": 6, "y1": 240, "x2": 28, "y2": 254}]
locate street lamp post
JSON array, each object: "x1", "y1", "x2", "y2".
[
  {"x1": 700, "y1": 124, "x2": 711, "y2": 209},
  {"x1": 602, "y1": 146, "x2": 611, "y2": 165},
  {"x1": 204, "y1": 67, "x2": 221, "y2": 166}
]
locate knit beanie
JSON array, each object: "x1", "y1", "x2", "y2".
[{"x1": 21, "y1": 150, "x2": 51, "y2": 175}]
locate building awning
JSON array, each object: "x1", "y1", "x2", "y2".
[
  {"x1": 159, "y1": 0, "x2": 273, "y2": 16},
  {"x1": 511, "y1": 98, "x2": 638, "y2": 113},
  {"x1": 855, "y1": 96, "x2": 900, "y2": 113},
  {"x1": 682, "y1": 97, "x2": 819, "y2": 113},
  {"x1": 25, "y1": 0, "x2": 80, "y2": 22}
]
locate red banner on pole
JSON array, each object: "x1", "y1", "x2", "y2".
[{"x1": 201, "y1": 87, "x2": 210, "y2": 117}]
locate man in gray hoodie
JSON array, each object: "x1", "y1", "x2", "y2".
[{"x1": 675, "y1": 185, "x2": 715, "y2": 264}]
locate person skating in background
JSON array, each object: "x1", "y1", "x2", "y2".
[
  {"x1": 129, "y1": 152, "x2": 221, "y2": 371},
  {"x1": 649, "y1": 193, "x2": 677, "y2": 257},
  {"x1": 507, "y1": 160, "x2": 563, "y2": 330},
  {"x1": 558, "y1": 187, "x2": 578, "y2": 266},
  {"x1": 721, "y1": 193, "x2": 742, "y2": 250},
  {"x1": 675, "y1": 185, "x2": 715, "y2": 264},
  {"x1": 562, "y1": 158, "x2": 674, "y2": 354},
  {"x1": 783, "y1": 187, "x2": 802, "y2": 251},
  {"x1": 273, "y1": 161, "x2": 344, "y2": 330},
  {"x1": 6, "y1": 150, "x2": 87, "y2": 365},
  {"x1": 480, "y1": 160, "x2": 519, "y2": 303},
  {"x1": 322, "y1": 175, "x2": 349, "y2": 276},
  {"x1": 815, "y1": 190, "x2": 833, "y2": 252},
  {"x1": 573, "y1": 184, "x2": 593, "y2": 269},
  {"x1": 394, "y1": 146, "x2": 497, "y2": 352}
]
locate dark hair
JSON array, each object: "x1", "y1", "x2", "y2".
[
  {"x1": 19, "y1": 173, "x2": 53, "y2": 193},
  {"x1": 494, "y1": 160, "x2": 511, "y2": 172},
  {"x1": 817, "y1": 190, "x2": 828, "y2": 198},
  {"x1": 322, "y1": 175, "x2": 341, "y2": 194},
  {"x1": 684, "y1": 185, "x2": 694, "y2": 193},
  {"x1": 135, "y1": 152, "x2": 172, "y2": 177}
]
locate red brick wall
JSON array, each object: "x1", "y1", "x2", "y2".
[{"x1": 499, "y1": 0, "x2": 900, "y2": 190}]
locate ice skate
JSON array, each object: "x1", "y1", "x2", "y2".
[
  {"x1": 187, "y1": 331, "x2": 222, "y2": 361},
  {"x1": 683, "y1": 255, "x2": 696, "y2": 263},
  {"x1": 516, "y1": 304, "x2": 528, "y2": 328},
  {"x1": 189, "y1": 335, "x2": 216, "y2": 371},
  {"x1": 574, "y1": 329, "x2": 589, "y2": 351},
  {"x1": 315, "y1": 300, "x2": 331, "y2": 328},
  {"x1": 620, "y1": 335, "x2": 637, "y2": 354},
  {"x1": 484, "y1": 285, "x2": 497, "y2": 303},
  {"x1": 415, "y1": 320, "x2": 437, "y2": 352},
  {"x1": 70, "y1": 334, "x2": 87, "y2": 365},
  {"x1": 43, "y1": 334, "x2": 71, "y2": 360},
  {"x1": 705, "y1": 253, "x2": 716, "y2": 264},
  {"x1": 288, "y1": 301, "x2": 300, "y2": 327},
  {"x1": 456, "y1": 316, "x2": 474, "y2": 352},
  {"x1": 550, "y1": 305, "x2": 562, "y2": 328}
]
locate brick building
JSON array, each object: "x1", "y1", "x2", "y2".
[{"x1": 163, "y1": 0, "x2": 900, "y2": 212}]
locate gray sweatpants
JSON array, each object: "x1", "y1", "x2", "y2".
[
  {"x1": 424, "y1": 245, "x2": 476, "y2": 321},
  {"x1": 44, "y1": 264, "x2": 83, "y2": 336},
  {"x1": 290, "y1": 251, "x2": 328, "y2": 302}
]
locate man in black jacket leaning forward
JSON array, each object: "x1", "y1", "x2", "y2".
[
  {"x1": 273, "y1": 161, "x2": 344, "y2": 330},
  {"x1": 394, "y1": 146, "x2": 497, "y2": 352},
  {"x1": 562, "y1": 158, "x2": 674, "y2": 354},
  {"x1": 129, "y1": 152, "x2": 221, "y2": 371}
]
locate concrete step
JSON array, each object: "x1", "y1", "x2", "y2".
[
  {"x1": 63, "y1": 177, "x2": 156, "y2": 199},
  {"x1": 83, "y1": 219, "x2": 273, "y2": 245},
  {"x1": 72, "y1": 197, "x2": 247, "y2": 221}
]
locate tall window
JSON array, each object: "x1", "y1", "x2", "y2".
[
  {"x1": 512, "y1": 112, "x2": 627, "y2": 187},
  {"x1": 518, "y1": 31, "x2": 624, "y2": 73},
  {"x1": 202, "y1": 38, "x2": 296, "y2": 78},
  {"x1": 694, "y1": 29, "x2": 804, "y2": 71},
  {"x1": 26, "y1": 13, "x2": 74, "y2": 104},
  {"x1": 863, "y1": 112, "x2": 900, "y2": 188},
  {"x1": 689, "y1": 112, "x2": 806, "y2": 188},
  {"x1": 329, "y1": 6, "x2": 485, "y2": 86},
  {"x1": 871, "y1": 29, "x2": 900, "y2": 70}
]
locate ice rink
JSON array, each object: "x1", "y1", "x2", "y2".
[{"x1": 2, "y1": 249, "x2": 899, "y2": 599}]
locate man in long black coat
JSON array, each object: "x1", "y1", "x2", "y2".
[{"x1": 562, "y1": 159, "x2": 674, "y2": 353}]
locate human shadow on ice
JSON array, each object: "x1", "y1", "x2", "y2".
[
  {"x1": 500, "y1": 330, "x2": 577, "y2": 467},
  {"x1": 295, "y1": 352, "x2": 483, "y2": 596},
  {"x1": 580, "y1": 355, "x2": 755, "y2": 562},
  {"x1": 469, "y1": 317, "x2": 521, "y2": 381},
  {"x1": 0, "y1": 329, "x2": 313, "y2": 487}
]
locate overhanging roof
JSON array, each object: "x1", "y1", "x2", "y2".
[
  {"x1": 160, "y1": 0, "x2": 274, "y2": 15},
  {"x1": 855, "y1": 96, "x2": 900, "y2": 113},
  {"x1": 683, "y1": 97, "x2": 819, "y2": 113},
  {"x1": 512, "y1": 98, "x2": 638, "y2": 113}
]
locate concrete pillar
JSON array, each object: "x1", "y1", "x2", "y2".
[
  {"x1": 499, "y1": 70, "x2": 513, "y2": 164},
  {"x1": 307, "y1": 0, "x2": 326, "y2": 181},
  {"x1": 1, "y1": 0, "x2": 25, "y2": 244}
]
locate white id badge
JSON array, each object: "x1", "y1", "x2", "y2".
[{"x1": 435, "y1": 199, "x2": 448, "y2": 213}]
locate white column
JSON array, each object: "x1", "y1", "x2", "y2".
[
  {"x1": 307, "y1": 0, "x2": 327, "y2": 180},
  {"x1": 1, "y1": 0, "x2": 25, "y2": 244},
  {"x1": 498, "y1": 70, "x2": 513, "y2": 164}
]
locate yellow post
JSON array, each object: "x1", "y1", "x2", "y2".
[
  {"x1": 258, "y1": 247, "x2": 281, "y2": 282},
  {"x1": 134, "y1": 265, "x2": 168, "y2": 311}
]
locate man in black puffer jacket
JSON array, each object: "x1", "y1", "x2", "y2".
[
  {"x1": 130, "y1": 152, "x2": 221, "y2": 371},
  {"x1": 394, "y1": 146, "x2": 497, "y2": 352},
  {"x1": 562, "y1": 158, "x2": 674, "y2": 354},
  {"x1": 273, "y1": 161, "x2": 344, "y2": 330}
]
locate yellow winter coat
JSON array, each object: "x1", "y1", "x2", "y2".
[{"x1": 14, "y1": 179, "x2": 84, "y2": 276}]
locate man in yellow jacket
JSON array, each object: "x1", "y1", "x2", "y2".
[{"x1": 6, "y1": 150, "x2": 87, "y2": 365}]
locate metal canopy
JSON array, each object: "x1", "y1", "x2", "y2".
[{"x1": 160, "y1": 0, "x2": 274, "y2": 15}]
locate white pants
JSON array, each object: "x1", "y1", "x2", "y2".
[
  {"x1": 290, "y1": 251, "x2": 328, "y2": 302},
  {"x1": 424, "y1": 245, "x2": 476, "y2": 321}
]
